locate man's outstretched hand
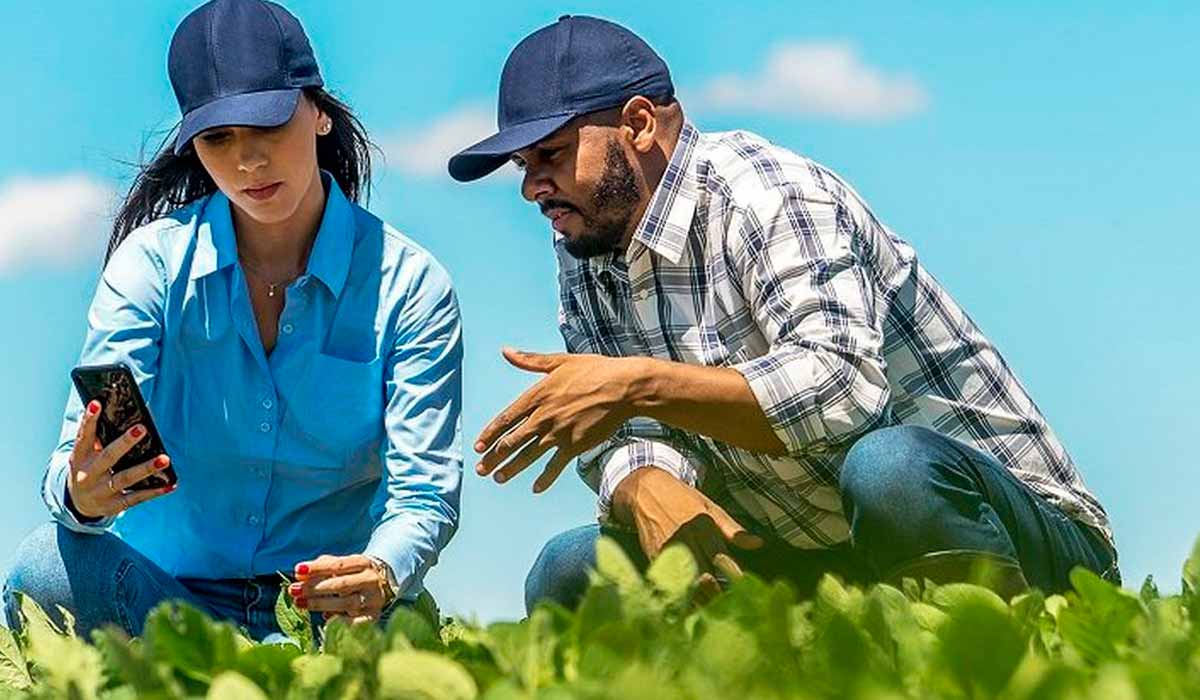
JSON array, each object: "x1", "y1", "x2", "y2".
[
  {"x1": 474, "y1": 348, "x2": 646, "y2": 492},
  {"x1": 613, "y1": 466, "x2": 764, "y2": 601}
]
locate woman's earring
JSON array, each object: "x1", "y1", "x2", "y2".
[{"x1": 318, "y1": 121, "x2": 332, "y2": 136}]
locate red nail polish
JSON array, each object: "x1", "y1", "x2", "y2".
[
  {"x1": 131, "y1": 425, "x2": 145, "y2": 439},
  {"x1": 289, "y1": 583, "x2": 302, "y2": 595},
  {"x1": 297, "y1": 564, "x2": 310, "y2": 576},
  {"x1": 155, "y1": 455, "x2": 170, "y2": 469},
  {"x1": 161, "y1": 485, "x2": 176, "y2": 494},
  {"x1": 295, "y1": 597, "x2": 308, "y2": 609},
  {"x1": 87, "y1": 401, "x2": 100, "y2": 416}
]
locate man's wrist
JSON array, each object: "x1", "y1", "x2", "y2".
[
  {"x1": 611, "y1": 465, "x2": 671, "y2": 526},
  {"x1": 621, "y1": 356, "x2": 664, "y2": 415}
]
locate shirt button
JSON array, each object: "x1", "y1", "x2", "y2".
[
  {"x1": 259, "y1": 422, "x2": 271, "y2": 433},
  {"x1": 281, "y1": 324, "x2": 294, "y2": 334},
  {"x1": 262, "y1": 399, "x2": 273, "y2": 410},
  {"x1": 247, "y1": 515, "x2": 260, "y2": 526},
  {"x1": 298, "y1": 277, "x2": 309, "y2": 288}
]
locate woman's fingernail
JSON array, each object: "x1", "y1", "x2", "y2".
[
  {"x1": 296, "y1": 564, "x2": 310, "y2": 576},
  {"x1": 87, "y1": 401, "x2": 100, "y2": 416},
  {"x1": 295, "y1": 597, "x2": 308, "y2": 609},
  {"x1": 131, "y1": 425, "x2": 145, "y2": 439},
  {"x1": 155, "y1": 455, "x2": 170, "y2": 469},
  {"x1": 289, "y1": 583, "x2": 302, "y2": 595},
  {"x1": 161, "y1": 485, "x2": 176, "y2": 494}
]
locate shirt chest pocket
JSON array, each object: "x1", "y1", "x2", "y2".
[{"x1": 287, "y1": 352, "x2": 385, "y2": 463}]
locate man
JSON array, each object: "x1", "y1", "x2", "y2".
[{"x1": 449, "y1": 16, "x2": 1117, "y2": 612}]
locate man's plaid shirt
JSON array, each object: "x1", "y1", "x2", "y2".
[{"x1": 559, "y1": 122, "x2": 1113, "y2": 551}]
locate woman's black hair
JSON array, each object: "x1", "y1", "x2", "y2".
[{"x1": 106, "y1": 87, "x2": 374, "y2": 265}]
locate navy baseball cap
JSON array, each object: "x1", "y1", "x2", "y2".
[
  {"x1": 448, "y1": 15, "x2": 674, "y2": 182},
  {"x1": 168, "y1": 0, "x2": 323, "y2": 155}
]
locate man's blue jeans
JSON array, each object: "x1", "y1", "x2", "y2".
[
  {"x1": 2, "y1": 523, "x2": 325, "y2": 640},
  {"x1": 525, "y1": 426, "x2": 1118, "y2": 613}
]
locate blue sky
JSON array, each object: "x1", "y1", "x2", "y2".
[{"x1": 1, "y1": 1, "x2": 1196, "y2": 621}]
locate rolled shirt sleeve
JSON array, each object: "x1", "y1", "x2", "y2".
[
  {"x1": 559, "y1": 296, "x2": 707, "y2": 522},
  {"x1": 44, "y1": 230, "x2": 166, "y2": 533},
  {"x1": 363, "y1": 257, "x2": 463, "y2": 601},
  {"x1": 728, "y1": 187, "x2": 891, "y2": 457}
]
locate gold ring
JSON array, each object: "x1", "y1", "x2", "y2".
[
  {"x1": 107, "y1": 475, "x2": 116, "y2": 493},
  {"x1": 358, "y1": 591, "x2": 367, "y2": 609}
]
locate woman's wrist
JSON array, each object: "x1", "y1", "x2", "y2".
[{"x1": 364, "y1": 555, "x2": 399, "y2": 608}]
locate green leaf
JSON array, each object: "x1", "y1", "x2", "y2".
[
  {"x1": 0, "y1": 626, "x2": 31, "y2": 690},
  {"x1": 1183, "y1": 534, "x2": 1200, "y2": 596},
  {"x1": 1139, "y1": 575, "x2": 1160, "y2": 605},
  {"x1": 141, "y1": 602, "x2": 241, "y2": 686},
  {"x1": 17, "y1": 592, "x2": 105, "y2": 699},
  {"x1": 645, "y1": 544, "x2": 697, "y2": 604},
  {"x1": 322, "y1": 617, "x2": 385, "y2": 669},
  {"x1": 929, "y1": 583, "x2": 1007, "y2": 614},
  {"x1": 232, "y1": 644, "x2": 299, "y2": 698},
  {"x1": 205, "y1": 671, "x2": 269, "y2": 699},
  {"x1": 386, "y1": 607, "x2": 441, "y2": 651},
  {"x1": 273, "y1": 582, "x2": 315, "y2": 655},
  {"x1": 936, "y1": 600, "x2": 1026, "y2": 696},
  {"x1": 1057, "y1": 567, "x2": 1144, "y2": 665},
  {"x1": 90, "y1": 626, "x2": 183, "y2": 697},
  {"x1": 593, "y1": 536, "x2": 642, "y2": 591},
  {"x1": 289, "y1": 654, "x2": 343, "y2": 695},
  {"x1": 377, "y1": 650, "x2": 478, "y2": 700}
]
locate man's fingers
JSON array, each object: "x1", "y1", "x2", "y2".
[
  {"x1": 111, "y1": 455, "x2": 171, "y2": 492},
  {"x1": 490, "y1": 434, "x2": 553, "y2": 485},
  {"x1": 70, "y1": 401, "x2": 102, "y2": 475},
  {"x1": 694, "y1": 573, "x2": 722, "y2": 605},
  {"x1": 709, "y1": 506, "x2": 764, "y2": 551},
  {"x1": 501, "y1": 347, "x2": 567, "y2": 374},
  {"x1": 711, "y1": 552, "x2": 745, "y2": 583},
  {"x1": 532, "y1": 448, "x2": 577, "y2": 494},
  {"x1": 474, "y1": 395, "x2": 538, "y2": 457},
  {"x1": 476, "y1": 416, "x2": 541, "y2": 476}
]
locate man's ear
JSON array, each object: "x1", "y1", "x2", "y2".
[{"x1": 621, "y1": 96, "x2": 658, "y2": 154}]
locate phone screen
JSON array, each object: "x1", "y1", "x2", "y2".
[{"x1": 71, "y1": 364, "x2": 176, "y2": 490}]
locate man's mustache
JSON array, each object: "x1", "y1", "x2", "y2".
[{"x1": 539, "y1": 199, "x2": 580, "y2": 216}]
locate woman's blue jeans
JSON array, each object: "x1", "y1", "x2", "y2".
[
  {"x1": 525, "y1": 426, "x2": 1118, "y2": 613},
  {"x1": 2, "y1": 522, "x2": 325, "y2": 641}
]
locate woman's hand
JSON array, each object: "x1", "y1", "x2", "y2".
[
  {"x1": 289, "y1": 554, "x2": 391, "y2": 624},
  {"x1": 67, "y1": 400, "x2": 174, "y2": 519}
]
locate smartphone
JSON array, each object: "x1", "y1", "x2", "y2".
[{"x1": 70, "y1": 363, "x2": 177, "y2": 491}]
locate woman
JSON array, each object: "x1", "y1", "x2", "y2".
[{"x1": 2, "y1": 0, "x2": 462, "y2": 640}]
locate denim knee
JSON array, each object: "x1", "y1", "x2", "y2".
[
  {"x1": 524, "y1": 525, "x2": 600, "y2": 614},
  {"x1": 840, "y1": 425, "x2": 945, "y2": 530},
  {"x1": 4, "y1": 523, "x2": 76, "y2": 630}
]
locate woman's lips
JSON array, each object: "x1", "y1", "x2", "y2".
[{"x1": 243, "y1": 182, "x2": 282, "y2": 201}]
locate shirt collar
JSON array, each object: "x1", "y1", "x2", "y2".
[
  {"x1": 626, "y1": 121, "x2": 702, "y2": 265},
  {"x1": 190, "y1": 171, "x2": 355, "y2": 298}
]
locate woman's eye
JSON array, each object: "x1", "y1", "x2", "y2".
[{"x1": 199, "y1": 132, "x2": 229, "y2": 144}]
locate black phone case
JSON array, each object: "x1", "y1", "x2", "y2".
[{"x1": 70, "y1": 363, "x2": 177, "y2": 491}]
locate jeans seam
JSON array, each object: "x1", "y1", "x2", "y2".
[{"x1": 113, "y1": 559, "x2": 137, "y2": 634}]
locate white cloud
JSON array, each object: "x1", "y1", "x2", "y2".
[
  {"x1": 381, "y1": 104, "x2": 518, "y2": 179},
  {"x1": 697, "y1": 41, "x2": 928, "y2": 120},
  {"x1": 0, "y1": 174, "x2": 114, "y2": 274}
]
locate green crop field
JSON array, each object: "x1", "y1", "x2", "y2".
[{"x1": 2, "y1": 536, "x2": 1197, "y2": 699}]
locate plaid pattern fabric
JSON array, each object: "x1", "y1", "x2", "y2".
[{"x1": 559, "y1": 122, "x2": 1113, "y2": 551}]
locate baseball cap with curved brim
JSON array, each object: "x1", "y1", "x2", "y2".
[
  {"x1": 168, "y1": 0, "x2": 323, "y2": 155},
  {"x1": 448, "y1": 15, "x2": 674, "y2": 182}
]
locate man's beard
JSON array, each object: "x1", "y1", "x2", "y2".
[{"x1": 554, "y1": 139, "x2": 641, "y2": 259}]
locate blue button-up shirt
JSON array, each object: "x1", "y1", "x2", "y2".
[{"x1": 42, "y1": 174, "x2": 462, "y2": 600}]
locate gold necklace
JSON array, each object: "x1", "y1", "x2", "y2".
[{"x1": 239, "y1": 256, "x2": 302, "y2": 298}]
